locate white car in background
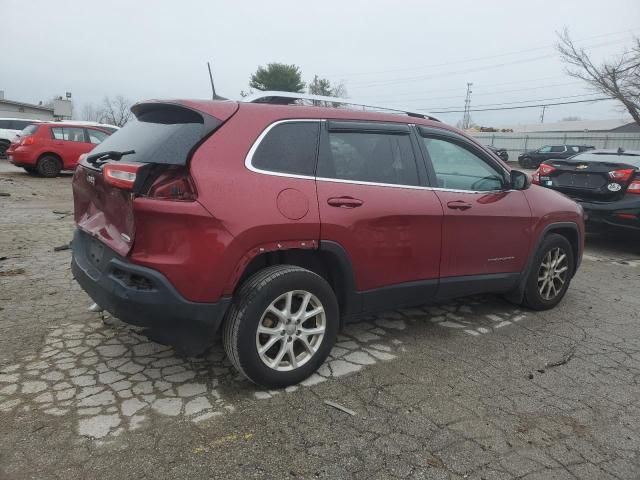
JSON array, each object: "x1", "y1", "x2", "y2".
[{"x1": 0, "y1": 118, "x2": 43, "y2": 158}]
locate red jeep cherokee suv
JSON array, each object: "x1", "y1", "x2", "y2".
[
  {"x1": 8, "y1": 122, "x2": 112, "y2": 177},
  {"x1": 71, "y1": 95, "x2": 584, "y2": 387}
]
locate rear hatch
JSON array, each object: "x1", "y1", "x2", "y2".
[
  {"x1": 72, "y1": 101, "x2": 238, "y2": 256},
  {"x1": 540, "y1": 151, "x2": 640, "y2": 201}
]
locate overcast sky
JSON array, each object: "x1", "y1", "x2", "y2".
[{"x1": 2, "y1": 0, "x2": 639, "y2": 126}]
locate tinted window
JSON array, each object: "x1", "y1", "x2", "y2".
[
  {"x1": 538, "y1": 146, "x2": 551, "y2": 153},
  {"x1": 252, "y1": 122, "x2": 320, "y2": 176},
  {"x1": 10, "y1": 120, "x2": 34, "y2": 130},
  {"x1": 421, "y1": 137, "x2": 504, "y2": 191},
  {"x1": 569, "y1": 146, "x2": 579, "y2": 153},
  {"x1": 89, "y1": 104, "x2": 219, "y2": 166},
  {"x1": 50, "y1": 127, "x2": 86, "y2": 142},
  {"x1": 86, "y1": 128, "x2": 109, "y2": 144},
  {"x1": 550, "y1": 146, "x2": 565, "y2": 153},
  {"x1": 571, "y1": 152, "x2": 640, "y2": 167},
  {"x1": 319, "y1": 131, "x2": 418, "y2": 186},
  {"x1": 0, "y1": 120, "x2": 11, "y2": 129}
]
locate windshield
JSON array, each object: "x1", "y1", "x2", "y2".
[
  {"x1": 20, "y1": 125, "x2": 39, "y2": 136},
  {"x1": 570, "y1": 151, "x2": 640, "y2": 167}
]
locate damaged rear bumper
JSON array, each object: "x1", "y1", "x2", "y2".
[{"x1": 71, "y1": 229, "x2": 230, "y2": 353}]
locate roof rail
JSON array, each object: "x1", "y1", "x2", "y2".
[{"x1": 241, "y1": 91, "x2": 441, "y2": 122}]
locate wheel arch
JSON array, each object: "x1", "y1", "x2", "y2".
[
  {"x1": 231, "y1": 240, "x2": 359, "y2": 322},
  {"x1": 505, "y1": 221, "x2": 581, "y2": 304},
  {"x1": 37, "y1": 151, "x2": 63, "y2": 164}
]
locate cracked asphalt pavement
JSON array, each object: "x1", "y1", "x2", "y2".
[{"x1": 1, "y1": 162, "x2": 639, "y2": 479}]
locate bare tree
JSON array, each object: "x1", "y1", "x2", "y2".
[
  {"x1": 557, "y1": 28, "x2": 640, "y2": 125},
  {"x1": 100, "y1": 95, "x2": 133, "y2": 127},
  {"x1": 80, "y1": 103, "x2": 103, "y2": 122}
]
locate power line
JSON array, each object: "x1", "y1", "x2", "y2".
[
  {"x1": 428, "y1": 97, "x2": 611, "y2": 114},
  {"x1": 347, "y1": 37, "x2": 631, "y2": 89},
  {"x1": 323, "y1": 28, "x2": 639, "y2": 79},
  {"x1": 424, "y1": 93, "x2": 601, "y2": 111}
]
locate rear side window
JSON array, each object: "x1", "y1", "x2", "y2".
[
  {"x1": 87, "y1": 104, "x2": 221, "y2": 165},
  {"x1": 51, "y1": 127, "x2": 86, "y2": 142},
  {"x1": 550, "y1": 146, "x2": 565, "y2": 153},
  {"x1": 319, "y1": 130, "x2": 419, "y2": 186},
  {"x1": 252, "y1": 122, "x2": 320, "y2": 176},
  {"x1": 0, "y1": 120, "x2": 11, "y2": 129},
  {"x1": 10, "y1": 120, "x2": 34, "y2": 130}
]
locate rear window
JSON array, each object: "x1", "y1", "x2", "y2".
[
  {"x1": 571, "y1": 152, "x2": 640, "y2": 167},
  {"x1": 87, "y1": 104, "x2": 221, "y2": 165},
  {"x1": 22, "y1": 125, "x2": 39, "y2": 135}
]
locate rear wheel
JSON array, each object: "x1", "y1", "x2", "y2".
[
  {"x1": 522, "y1": 234, "x2": 574, "y2": 310},
  {"x1": 37, "y1": 155, "x2": 62, "y2": 178},
  {"x1": 223, "y1": 265, "x2": 339, "y2": 388}
]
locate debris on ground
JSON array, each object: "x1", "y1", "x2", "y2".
[
  {"x1": 53, "y1": 244, "x2": 71, "y2": 252},
  {"x1": 0, "y1": 192, "x2": 10, "y2": 197},
  {"x1": 545, "y1": 346, "x2": 576, "y2": 369},
  {"x1": 324, "y1": 400, "x2": 356, "y2": 416},
  {"x1": 0, "y1": 268, "x2": 26, "y2": 277},
  {"x1": 52, "y1": 210, "x2": 71, "y2": 215},
  {"x1": 0, "y1": 256, "x2": 7, "y2": 261}
]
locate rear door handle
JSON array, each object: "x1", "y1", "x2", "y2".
[
  {"x1": 447, "y1": 200, "x2": 472, "y2": 211},
  {"x1": 327, "y1": 196, "x2": 364, "y2": 208}
]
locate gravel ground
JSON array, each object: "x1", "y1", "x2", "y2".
[{"x1": 1, "y1": 162, "x2": 639, "y2": 480}]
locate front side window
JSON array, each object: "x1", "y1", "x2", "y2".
[
  {"x1": 319, "y1": 131, "x2": 419, "y2": 186},
  {"x1": 86, "y1": 128, "x2": 109, "y2": 144},
  {"x1": 50, "y1": 127, "x2": 86, "y2": 142},
  {"x1": 421, "y1": 137, "x2": 504, "y2": 191},
  {"x1": 550, "y1": 146, "x2": 565, "y2": 153},
  {"x1": 252, "y1": 122, "x2": 320, "y2": 176},
  {"x1": 538, "y1": 146, "x2": 552, "y2": 153}
]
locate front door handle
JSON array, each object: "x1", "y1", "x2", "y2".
[
  {"x1": 327, "y1": 196, "x2": 364, "y2": 208},
  {"x1": 447, "y1": 200, "x2": 472, "y2": 211}
]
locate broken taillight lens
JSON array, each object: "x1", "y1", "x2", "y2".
[
  {"x1": 146, "y1": 166, "x2": 197, "y2": 201},
  {"x1": 103, "y1": 163, "x2": 144, "y2": 190}
]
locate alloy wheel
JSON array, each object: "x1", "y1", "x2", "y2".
[
  {"x1": 537, "y1": 247, "x2": 569, "y2": 300},
  {"x1": 256, "y1": 290, "x2": 326, "y2": 371}
]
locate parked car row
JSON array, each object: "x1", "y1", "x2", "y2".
[
  {"x1": 3, "y1": 120, "x2": 117, "y2": 176},
  {"x1": 518, "y1": 144, "x2": 595, "y2": 168}
]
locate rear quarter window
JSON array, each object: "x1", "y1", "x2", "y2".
[{"x1": 251, "y1": 122, "x2": 320, "y2": 176}]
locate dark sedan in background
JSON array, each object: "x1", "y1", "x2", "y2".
[
  {"x1": 518, "y1": 144, "x2": 594, "y2": 168},
  {"x1": 532, "y1": 148, "x2": 640, "y2": 231}
]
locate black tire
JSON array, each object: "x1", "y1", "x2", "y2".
[
  {"x1": 37, "y1": 155, "x2": 62, "y2": 178},
  {"x1": 0, "y1": 141, "x2": 9, "y2": 159},
  {"x1": 499, "y1": 152, "x2": 509, "y2": 162},
  {"x1": 522, "y1": 233, "x2": 574, "y2": 310},
  {"x1": 223, "y1": 265, "x2": 339, "y2": 388},
  {"x1": 519, "y1": 157, "x2": 533, "y2": 169},
  {"x1": 23, "y1": 167, "x2": 38, "y2": 175}
]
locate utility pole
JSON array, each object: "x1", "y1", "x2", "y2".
[
  {"x1": 462, "y1": 82, "x2": 473, "y2": 129},
  {"x1": 540, "y1": 105, "x2": 547, "y2": 124}
]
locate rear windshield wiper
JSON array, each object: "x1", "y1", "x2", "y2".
[{"x1": 86, "y1": 150, "x2": 135, "y2": 165}]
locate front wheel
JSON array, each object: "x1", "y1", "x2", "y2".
[
  {"x1": 522, "y1": 234, "x2": 574, "y2": 310},
  {"x1": 223, "y1": 265, "x2": 339, "y2": 388}
]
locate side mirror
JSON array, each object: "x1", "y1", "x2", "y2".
[{"x1": 510, "y1": 170, "x2": 530, "y2": 190}]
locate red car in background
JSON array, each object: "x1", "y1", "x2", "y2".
[{"x1": 7, "y1": 122, "x2": 113, "y2": 177}]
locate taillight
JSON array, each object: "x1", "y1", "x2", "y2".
[
  {"x1": 531, "y1": 163, "x2": 556, "y2": 185},
  {"x1": 608, "y1": 168, "x2": 635, "y2": 183},
  {"x1": 103, "y1": 163, "x2": 143, "y2": 190},
  {"x1": 628, "y1": 179, "x2": 640, "y2": 194},
  {"x1": 146, "y1": 166, "x2": 197, "y2": 201},
  {"x1": 21, "y1": 136, "x2": 35, "y2": 146},
  {"x1": 539, "y1": 164, "x2": 557, "y2": 175}
]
